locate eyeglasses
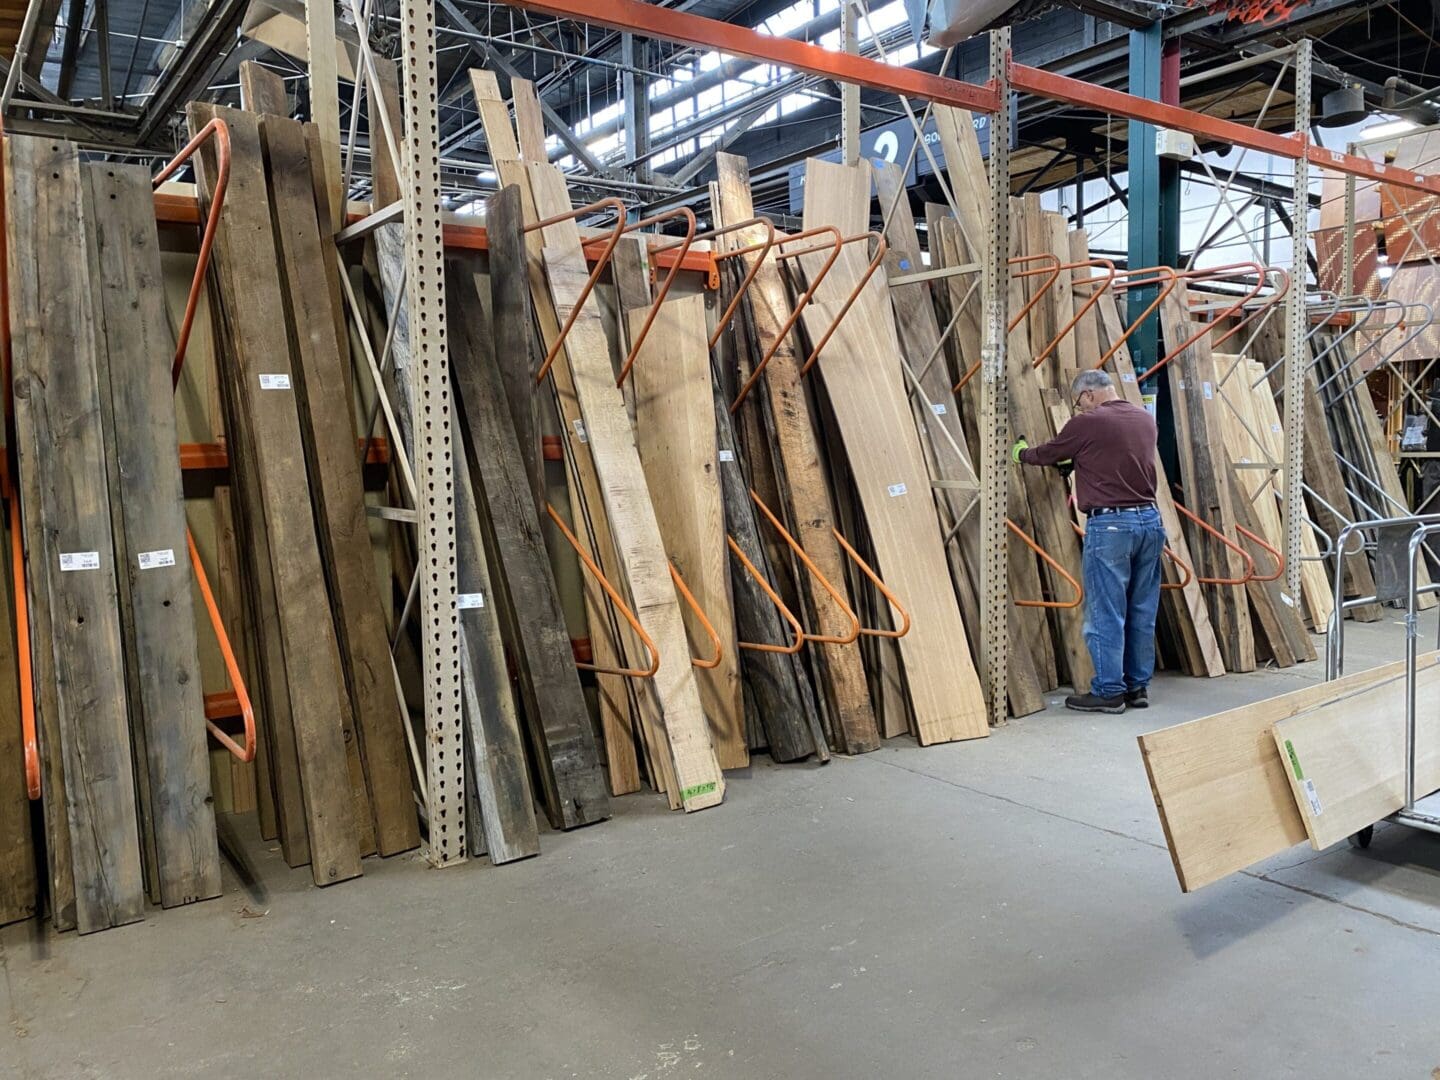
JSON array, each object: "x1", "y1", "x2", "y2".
[{"x1": 1072, "y1": 389, "x2": 1089, "y2": 410}]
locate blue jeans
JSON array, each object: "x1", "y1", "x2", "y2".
[{"x1": 1081, "y1": 506, "x2": 1166, "y2": 699}]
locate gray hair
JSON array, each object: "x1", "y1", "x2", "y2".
[{"x1": 1070, "y1": 369, "x2": 1114, "y2": 397}]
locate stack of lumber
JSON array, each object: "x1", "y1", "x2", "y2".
[
  {"x1": 185, "y1": 102, "x2": 420, "y2": 892},
  {"x1": 3, "y1": 135, "x2": 223, "y2": 932}
]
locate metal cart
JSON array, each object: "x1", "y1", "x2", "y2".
[{"x1": 1325, "y1": 512, "x2": 1440, "y2": 846}]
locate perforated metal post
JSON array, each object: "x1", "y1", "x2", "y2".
[
  {"x1": 1343, "y1": 172, "x2": 1356, "y2": 298},
  {"x1": 981, "y1": 28, "x2": 1011, "y2": 726},
  {"x1": 400, "y1": 0, "x2": 465, "y2": 864},
  {"x1": 1282, "y1": 39, "x2": 1311, "y2": 601}
]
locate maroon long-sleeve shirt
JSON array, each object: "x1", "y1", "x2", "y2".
[{"x1": 1018, "y1": 398, "x2": 1157, "y2": 512}]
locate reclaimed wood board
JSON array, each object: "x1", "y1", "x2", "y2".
[
  {"x1": 239, "y1": 59, "x2": 288, "y2": 115},
  {"x1": 472, "y1": 70, "x2": 650, "y2": 795},
  {"x1": 449, "y1": 255, "x2": 609, "y2": 828},
  {"x1": 85, "y1": 163, "x2": 221, "y2": 907},
  {"x1": 929, "y1": 204, "x2": 1057, "y2": 703},
  {"x1": 800, "y1": 158, "x2": 988, "y2": 744},
  {"x1": 630, "y1": 296, "x2": 747, "y2": 768},
  {"x1": 190, "y1": 103, "x2": 362, "y2": 887},
  {"x1": 262, "y1": 116, "x2": 419, "y2": 857},
  {"x1": 1273, "y1": 659, "x2": 1440, "y2": 850},
  {"x1": 1138, "y1": 653, "x2": 1439, "y2": 891},
  {"x1": 0, "y1": 507, "x2": 37, "y2": 926},
  {"x1": 1253, "y1": 321, "x2": 1382, "y2": 622},
  {"x1": 6, "y1": 135, "x2": 145, "y2": 933},
  {"x1": 528, "y1": 161, "x2": 724, "y2": 810},
  {"x1": 1163, "y1": 286, "x2": 1255, "y2": 673},
  {"x1": 714, "y1": 151, "x2": 880, "y2": 753},
  {"x1": 373, "y1": 225, "x2": 541, "y2": 860},
  {"x1": 872, "y1": 161, "x2": 1043, "y2": 719}
]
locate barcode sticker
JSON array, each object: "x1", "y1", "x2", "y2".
[
  {"x1": 59, "y1": 551, "x2": 100, "y2": 572},
  {"x1": 1177, "y1": 378, "x2": 1187, "y2": 390},
  {"x1": 137, "y1": 548, "x2": 176, "y2": 570},
  {"x1": 457, "y1": 592, "x2": 485, "y2": 610},
  {"x1": 1202, "y1": 381, "x2": 1213, "y2": 400},
  {"x1": 1121, "y1": 373, "x2": 1136, "y2": 383},
  {"x1": 572, "y1": 418, "x2": 587, "y2": 443},
  {"x1": 258, "y1": 373, "x2": 291, "y2": 390},
  {"x1": 1301, "y1": 778, "x2": 1323, "y2": 816},
  {"x1": 718, "y1": 449, "x2": 735, "y2": 462},
  {"x1": 1280, "y1": 591, "x2": 1295, "y2": 607},
  {"x1": 1271, "y1": 423, "x2": 1281, "y2": 433},
  {"x1": 887, "y1": 483, "x2": 908, "y2": 498},
  {"x1": 932, "y1": 403, "x2": 948, "y2": 415}
]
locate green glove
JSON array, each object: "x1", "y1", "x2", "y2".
[{"x1": 1010, "y1": 436, "x2": 1028, "y2": 463}]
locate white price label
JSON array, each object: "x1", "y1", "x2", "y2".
[
  {"x1": 258, "y1": 373, "x2": 292, "y2": 390},
  {"x1": 457, "y1": 592, "x2": 485, "y2": 610},
  {"x1": 1121, "y1": 373, "x2": 1136, "y2": 383},
  {"x1": 1177, "y1": 378, "x2": 1186, "y2": 390},
  {"x1": 1301, "y1": 778, "x2": 1323, "y2": 816},
  {"x1": 887, "y1": 483, "x2": 908, "y2": 498},
  {"x1": 1202, "y1": 381, "x2": 1213, "y2": 400},
  {"x1": 59, "y1": 551, "x2": 100, "y2": 572},
  {"x1": 137, "y1": 548, "x2": 176, "y2": 570},
  {"x1": 1279, "y1": 591, "x2": 1294, "y2": 608},
  {"x1": 931, "y1": 403, "x2": 948, "y2": 415},
  {"x1": 572, "y1": 418, "x2": 587, "y2": 443},
  {"x1": 718, "y1": 449, "x2": 735, "y2": 463},
  {"x1": 1271, "y1": 423, "x2": 1281, "y2": 433}
]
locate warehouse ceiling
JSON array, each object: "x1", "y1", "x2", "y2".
[{"x1": 2, "y1": 0, "x2": 1439, "y2": 216}]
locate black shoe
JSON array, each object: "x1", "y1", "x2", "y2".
[
  {"x1": 1125, "y1": 687, "x2": 1149, "y2": 709},
  {"x1": 1065, "y1": 692, "x2": 1126, "y2": 714}
]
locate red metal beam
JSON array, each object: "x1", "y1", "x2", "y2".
[
  {"x1": 1008, "y1": 60, "x2": 1440, "y2": 198},
  {"x1": 498, "y1": 0, "x2": 1001, "y2": 113}
]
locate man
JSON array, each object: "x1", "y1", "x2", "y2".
[{"x1": 1010, "y1": 370, "x2": 1166, "y2": 714}]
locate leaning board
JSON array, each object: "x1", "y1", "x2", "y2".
[{"x1": 1273, "y1": 659, "x2": 1440, "y2": 849}]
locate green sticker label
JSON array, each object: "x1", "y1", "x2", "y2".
[
  {"x1": 681, "y1": 781, "x2": 718, "y2": 800},
  {"x1": 1284, "y1": 739, "x2": 1305, "y2": 781}
]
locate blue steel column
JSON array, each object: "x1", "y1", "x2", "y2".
[{"x1": 1127, "y1": 22, "x2": 1181, "y2": 376}]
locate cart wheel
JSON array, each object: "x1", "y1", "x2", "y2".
[{"x1": 1348, "y1": 826, "x2": 1374, "y2": 849}]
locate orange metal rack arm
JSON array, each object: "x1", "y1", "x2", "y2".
[
  {"x1": 1071, "y1": 519, "x2": 1193, "y2": 591},
  {"x1": 727, "y1": 535, "x2": 806, "y2": 654},
  {"x1": 1137, "y1": 262, "x2": 1268, "y2": 381},
  {"x1": 546, "y1": 502, "x2": 661, "y2": 678},
  {"x1": 1008, "y1": 518, "x2": 1083, "y2": 609},
  {"x1": 748, "y1": 488, "x2": 861, "y2": 645},
  {"x1": 1172, "y1": 500, "x2": 1258, "y2": 585},
  {"x1": 668, "y1": 563, "x2": 723, "y2": 669}
]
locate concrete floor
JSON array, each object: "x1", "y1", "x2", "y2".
[{"x1": 5, "y1": 618, "x2": 1440, "y2": 1079}]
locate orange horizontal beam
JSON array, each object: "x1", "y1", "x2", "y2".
[
  {"x1": 1008, "y1": 61, "x2": 1440, "y2": 198},
  {"x1": 205, "y1": 690, "x2": 240, "y2": 721},
  {"x1": 499, "y1": 0, "x2": 1000, "y2": 112},
  {"x1": 181, "y1": 437, "x2": 390, "y2": 471},
  {"x1": 157, "y1": 192, "x2": 715, "y2": 281}
]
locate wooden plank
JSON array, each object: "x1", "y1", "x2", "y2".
[
  {"x1": 0, "y1": 506, "x2": 38, "y2": 926},
  {"x1": 239, "y1": 60, "x2": 288, "y2": 114},
  {"x1": 714, "y1": 152, "x2": 879, "y2": 753},
  {"x1": 1094, "y1": 288, "x2": 1225, "y2": 678},
  {"x1": 1254, "y1": 321, "x2": 1383, "y2": 622},
  {"x1": 85, "y1": 163, "x2": 221, "y2": 907},
  {"x1": 1237, "y1": 358, "x2": 1334, "y2": 631},
  {"x1": 1163, "y1": 285, "x2": 1255, "y2": 673},
  {"x1": 930, "y1": 206, "x2": 1058, "y2": 702},
  {"x1": 1273, "y1": 659, "x2": 1440, "y2": 850},
  {"x1": 471, "y1": 70, "x2": 651, "y2": 796},
  {"x1": 630, "y1": 296, "x2": 747, "y2": 768},
  {"x1": 449, "y1": 254, "x2": 610, "y2": 826},
  {"x1": 1067, "y1": 229, "x2": 1103, "y2": 368},
  {"x1": 373, "y1": 226, "x2": 541, "y2": 859},
  {"x1": 304, "y1": 0, "x2": 341, "y2": 232},
  {"x1": 528, "y1": 161, "x2": 724, "y2": 810},
  {"x1": 1138, "y1": 653, "x2": 1439, "y2": 891},
  {"x1": 369, "y1": 57, "x2": 404, "y2": 209},
  {"x1": 872, "y1": 162, "x2": 1043, "y2": 719},
  {"x1": 262, "y1": 117, "x2": 419, "y2": 857},
  {"x1": 6, "y1": 135, "x2": 145, "y2": 933},
  {"x1": 800, "y1": 158, "x2": 988, "y2": 744},
  {"x1": 189, "y1": 103, "x2": 362, "y2": 887}
]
